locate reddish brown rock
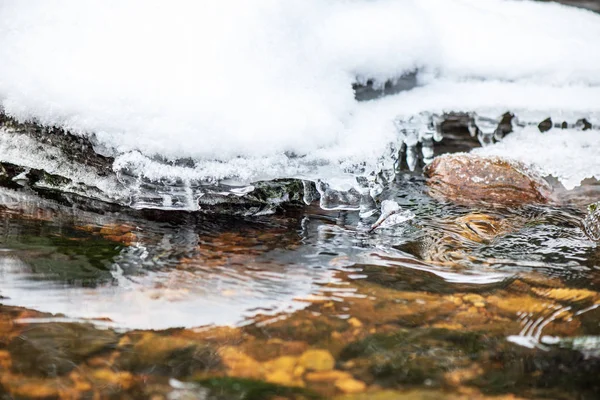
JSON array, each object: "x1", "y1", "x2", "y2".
[{"x1": 424, "y1": 154, "x2": 553, "y2": 206}]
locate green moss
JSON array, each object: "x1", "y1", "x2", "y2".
[
  {"x1": 340, "y1": 329, "x2": 485, "y2": 360},
  {"x1": 8, "y1": 323, "x2": 118, "y2": 377},
  {"x1": 41, "y1": 170, "x2": 72, "y2": 187},
  {"x1": 339, "y1": 329, "x2": 488, "y2": 388},
  {"x1": 251, "y1": 179, "x2": 305, "y2": 204},
  {"x1": 117, "y1": 337, "x2": 221, "y2": 378},
  {"x1": 3, "y1": 229, "x2": 121, "y2": 287},
  {"x1": 196, "y1": 377, "x2": 321, "y2": 400},
  {"x1": 471, "y1": 345, "x2": 600, "y2": 398}
]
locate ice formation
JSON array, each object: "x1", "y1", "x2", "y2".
[
  {"x1": 370, "y1": 200, "x2": 416, "y2": 231},
  {"x1": 0, "y1": 0, "x2": 599, "y2": 210},
  {"x1": 474, "y1": 126, "x2": 600, "y2": 190}
]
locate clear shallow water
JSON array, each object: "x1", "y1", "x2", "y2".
[
  {"x1": 0, "y1": 172, "x2": 599, "y2": 399},
  {"x1": 1, "y1": 0, "x2": 600, "y2": 396}
]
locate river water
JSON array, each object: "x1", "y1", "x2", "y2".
[
  {"x1": 1, "y1": 1, "x2": 600, "y2": 398},
  {"x1": 1, "y1": 168, "x2": 599, "y2": 399}
]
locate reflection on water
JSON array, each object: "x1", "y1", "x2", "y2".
[
  {"x1": 1, "y1": 175, "x2": 600, "y2": 398},
  {"x1": 0, "y1": 189, "x2": 336, "y2": 329}
]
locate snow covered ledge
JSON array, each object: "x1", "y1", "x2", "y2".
[{"x1": 0, "y1": 0, "x2": 599, "y2": 211}]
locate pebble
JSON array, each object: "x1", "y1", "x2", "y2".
[{"x1": 298, "y1": 349, "x2": 335, "y2": 371}]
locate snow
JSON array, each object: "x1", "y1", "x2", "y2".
[
  {"x1": 0, "y1": 0, "x2": 599, "y2": 191},
  {"x1": 474, "y1": 126, "x2": 600, "y2": 190}
]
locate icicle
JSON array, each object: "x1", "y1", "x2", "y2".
[
  {"x1": 468, "y1": 113, "x2": 500, "y2": 146},
  {"x1": 315, "y1": 180, "x2": 361, "y2": 211},
  {"x1": 302, "y1": 180, "x2": 320, "y2": 205}
]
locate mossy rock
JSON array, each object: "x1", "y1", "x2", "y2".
[
  {"x1": 1, "y1": 228, "x2": 120, "y2": 287},
  {"x1": 196, "y1": 377, "x2": 321, "y2": 400},
  {"x1": 339, "y1": 328, "x2": 488, "y2": 388},
  {"x1": 8, "y1": 322, "x2": 119, "y2": 377},
  {"x1": 471, "y1": 343, "x2": 600, "y2": 398},
  {"x1": 244, "y1": 312, "x2": 349, "y2": 344},
  {"x1": 359, "y1": 263, "x2": 510, "y2": 295},
  {"x1": 0, "y1": 162, "x2": 26, "y2": 188},
  {"x1": 198, "y1": 179, "x2": 306, "y2": 215},
  {"x1": 116, "y1": 332, "x2": 222, "y2": 377}
]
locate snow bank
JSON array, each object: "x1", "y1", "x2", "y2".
[
  {"x1": 474, "y1": 126, "x2": 600, "y2": 190},
  {"x1": 0, "y1": 0, "x2": 599, "y2": 193}
]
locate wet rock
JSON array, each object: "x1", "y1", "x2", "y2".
[
  {"x1": 472, "y1": 344, "x2": 600, "y2": 399},
  {"x1": 487, "y1": 294, "x2": 558, "y2": 316},
  {"x1": 241, "y1": 339, "x2": 309, "y2": 362},
  {"x1": 0, "y1": 113, "x2": 114, "y2": 176},
  {"x1": 2, "y1": 229, "x2": 121, "y2": 287},
  {"x1": 347, "y1": 318, "x2": 363, "y2": 328},
  {"x1": 305, "y1": 370, "x2": 353, "y2": 383},
  {"x1": 116, "y1": 332, "x2": 221, "y2": 377},
  {"x1": 335, "y1": 378, "x2": 367, "y2": 394},
  {"x1": 264, "y1": 369, "x2": 304, "y2": 387},
  {"x1": 195, "y1": 377, "x2": 319, "y2": 400},
  {"x1": 219, "y1": 346, "x2": 264, "y2": 379},
  {"x1": 8, "y1": 322, "x2": 118, "y2": 377},
  {"x1": 339, "y1": 328, "x2": 487, "y2": 388},
  {"x1": 244, "y1": 311, "x2": 348, "y2": 344},
  {"x1": 333, "y1": 388, "x2": 517, "y2": 400},
  {"x1": 0, "y1": 375, "x2": 63, "y2": 399},
  {"x1": 452, "y1": 214, "x2": 511, "y2": 244},
  {"x1": 409, "y1": 212, "x2": 526, "y2": 266},
  {"x1": 298, "y1": 349, "x2": 335, "y2": 372},
  {"x1": 0, "y1": 350, "x2": 10, "y2": 370},
  {"x1": 260, "y1": 355, "x2": 306, "y2": 387},
  {"x1": 197, "y1": 179, "x2": 307, "y2": 215},
  {"x1": 0, "y1": 113, "x2": 307, "y2": 215},
  {"x1": 424, "y1": 154, "x2": 553, "y2": 206},
  {"x1": 0, "y1": 162, "x2": 26, "y2": 189},
  {"x1": 531, "y1": 287, "x2": 598, "y2": 304},
  {"x1": 358, "y1": 263, "x2": 505, "y2": 295},
  {"x1": 89, "y1": 368, "x2": 135, "y2": 391}
]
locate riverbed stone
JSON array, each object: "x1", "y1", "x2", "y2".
[
  {"x1": 8, "y1": 322, "x2": 118, "y2": 377},
  {"x1": 298, "y1": 349, "x2": 335, "y2": 372},
  {"x1": 424, "y1": 154, "x2": 553, "y2": 206},
  {"x1": 195, "y1": 377, "x2": 319, "y2": 400},
  {"x1": 335, "y1": 377, "x2": 367, "y2": 393},
  {"x1": 339, "y1": 328, "x2": 487, "y2": 388},
  {"x1": 116, "y1": 332, "x2": 221, "y2": 377}
]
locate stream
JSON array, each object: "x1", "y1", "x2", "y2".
[{"x1": 1, "y1": 170, "x2": 599, "y2": 399}]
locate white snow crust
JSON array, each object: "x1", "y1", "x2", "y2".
[
  {"x1": 475, "y1": 126, "x2": 600, "y2": 190},
  {"x1": 1, "y1": 0, "x2": 599, "y2": 190}
]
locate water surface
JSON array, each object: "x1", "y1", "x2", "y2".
[{"x1": 1, "y1": 173, "x2": 599, "y2": 399}]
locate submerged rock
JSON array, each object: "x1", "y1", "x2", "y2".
[
  {"x1": 339, "y1": 328, "x2": 486, "y2": 388},
  {"x1": 424, "y1": 154, "x2": 553, "y2": 206},
  {"x1": 115, "y1": 332, "x2": 221, "y2": 377},
  {"x1": 398, "y1": 212, "x2": 525, "y2": 267},
  {"x1": 8, "y1": 323, "x2": 118, "y2": 377},
  {"x1": 195, "y1": 377, "x2": 320, "y2": 400}
]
